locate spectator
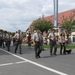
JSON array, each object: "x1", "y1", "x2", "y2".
[{"x1": 27, "y1": 33, "x2": 32, "y2": 48}]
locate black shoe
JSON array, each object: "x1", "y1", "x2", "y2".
[
  {"x1": 8, "y1": 50, "x2": 10, "y2": 51},
  {"x1": 35, "y1": 56, "x2": 38, "y2": 59},
  {"x1": 63, "y1": 53, "x2": 66, "y2": 55},
  {"x1": 19, "y1": 52, "x2": 22, "y2": 54},
  {"x1": 60, "y1": 53, "x2": 62, "y2": 55},
  {"x1": 42, "y1": 49, "x2": 45, "y2": 51},
  {"x1": 3, "y1": 46, "x2": 5, "y2": 48},
  {"x1": 50, "y1": 54, "x2": 53, "y2": 56},
  {"x1": 15, "y1": 51, "x2": 16, "y2": 53},
  {"x1": 38, "y1": 55, "x2": 41, "y2": 58},
  {"x1": 54, "y1": 53, "x2": 57, "y2": 56}
]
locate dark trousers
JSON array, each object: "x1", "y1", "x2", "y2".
[
  {"x1": 13, "y1": 39, "x2": 16, "y2": 46},
  {"x1": 15, "y1": 41, "x2": 22, "y2": 54},
  {"x1": 34, "y1": 42, "x2": 42, "y2": 58},
  {"x1": 50, "y1": 40, "x2": 57, "y2": 55},
  {"x1": 6, "y1": 40, "x2": 10, "y2": 51},
  {"x1": 28, "y1": 40, "x2": 31, "y2": 47},
  {"x1": 60, "y1": 43, "x2": 66, "y2": 54},
  {"x1": 0, "y1": 38, "x2": 3, "y2": 47},
  {"x1": 2, "y1": 39, "x2": 5, "y2": 48}
]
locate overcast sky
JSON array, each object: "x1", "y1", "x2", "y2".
[{"x1": 0, "y1": 0, "x2": 75, "y2": 32}]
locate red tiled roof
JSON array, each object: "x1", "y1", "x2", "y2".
[
  {"x1": 45, "y1": 8, "x2": 75, "y2": 25},
  {"x1": 27, "y1": 8, "x2": 75, "y2": 30}
]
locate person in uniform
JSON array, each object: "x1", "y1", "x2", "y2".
[
  {"x1": 0, "y1": 30, "x2": 3, "y2": 47},
  {"x1": 2, "y1": 31, "x2": 5, "y2": 48},
  {"x1": 40, "y1": 31, "x2": 44, "y2": 51},
  {"x1": 48, "y1": 29, "x2": 57, "y2": 56},
  {"x1": 5, "y1": 32, "x2": 11, "y2": 51},
  {"x1": 13, "y1": 31, "x2": 17, "y2": 46},
  {"x1": 32, "y1": 29, "x2": 42, "y2": 59},
  {"x1": 13, "y1": 30, "x2": 22, "y2": 54}
]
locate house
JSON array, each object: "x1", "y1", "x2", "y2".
[
  {"x1": 27, "y1": 8, "x2": 75, "y2": 34},
  {"x1": 26, "y1": 8, "x2": 75, "y2": 43}
]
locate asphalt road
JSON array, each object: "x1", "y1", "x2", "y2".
[{"x1": 0, "y1": 45, "x2": 75, "y2": 75}]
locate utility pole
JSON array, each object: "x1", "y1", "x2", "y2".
[
  {"x1": 53, "y1": 0, "x2": 58, "y2": 27},
  {"x1": 53, "y1": 0, "x2": 59, "y2": 38}
]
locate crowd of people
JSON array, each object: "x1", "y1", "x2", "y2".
[
  {"x1": 0, "y1": 29, "x2": 72, "y2": 59},
  {"x1": 0, "y1": 30, "x2": 22, "y2": 54},
  {"x1": 31, "y1": 28, "x2": 72, "y2": 59}
]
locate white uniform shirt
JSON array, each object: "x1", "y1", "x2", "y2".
[
  {"x1": 48, "y1": 33, "x2": 56, "y2": 40},
  {"x1": 13, "y1": 32, "x2": 22, "y2": 40},
  {"x1": 2, "y1": 33, "x2": 5, "y2": 39},
  {"x1": 32, "y1": 32, "x2": 41, "y2": 42},
  {"x1": 5, "y1": 33, "x2": 9, "y2": 39},
  {"x1": 0, "y1": 32, "x2": 2, "y2": 37},
  {"x1": 5, "y1": 33, "x2": 11, "y2": 39}
]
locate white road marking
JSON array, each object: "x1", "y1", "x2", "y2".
[
  {"x1": 0, "y1": 61, "x2": 27, "y2": 67},
  {"x1": 16, "y1": 61, "x2": 27, "y2": 64},
  {"x1": 0, "y1": 63, "x2": 13, "y2": 67},
  {"x1": 0, "y1": 48, "x2": 68, "y2": 75}
]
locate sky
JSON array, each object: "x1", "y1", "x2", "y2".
[{"x1": 0, "y1": 0, "x2": 75, "y2": 32}]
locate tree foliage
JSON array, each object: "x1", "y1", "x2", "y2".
[
  {"x1": 32, "y1": 18, "x2": 53, "y2": 33},
  {"x1": 62, "y1": 12, "x2": 75, "y2": 38}
]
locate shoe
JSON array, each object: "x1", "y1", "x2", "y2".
[
  {"x1": 35, "y1": 56, "x2": 38, "y2": 59},
  {"x1": 3, "y1": 46, "x2": 5, "y2": 48},
  {"x1": 15, "y1": 51, "x2": 16, "y2": 53},
  {"x1": 63, "y1": 53, "x2": 66, "y2": 55},
  {"x1": 42, "y1": 49, "x2": 45, "y2": 51},
  {"x1": 8, "y1": 50, "x2": 10, "y2": 51},
  {"x1": 19, "y1": 53, "x2": 22, "y2": 54},
  {"x1": 50, "y1": 54, "x2": 53, "y2": 56},
  {"x1": 38, "y1": 55, "x2": 41, "y2": 58},
  {"x1": 60, "y1": 53, "x2": 62, "y2": 55},
  {"x1": 54, "y1": 53, "x2": 57, "y2": 56}
]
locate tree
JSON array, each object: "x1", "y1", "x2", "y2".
[
  {"x1": 62, "y1": 12, "x2": 75, "y2": 38},
  {"x1": 32, "y1": 18, "x2": 53, "y2": 33}
]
